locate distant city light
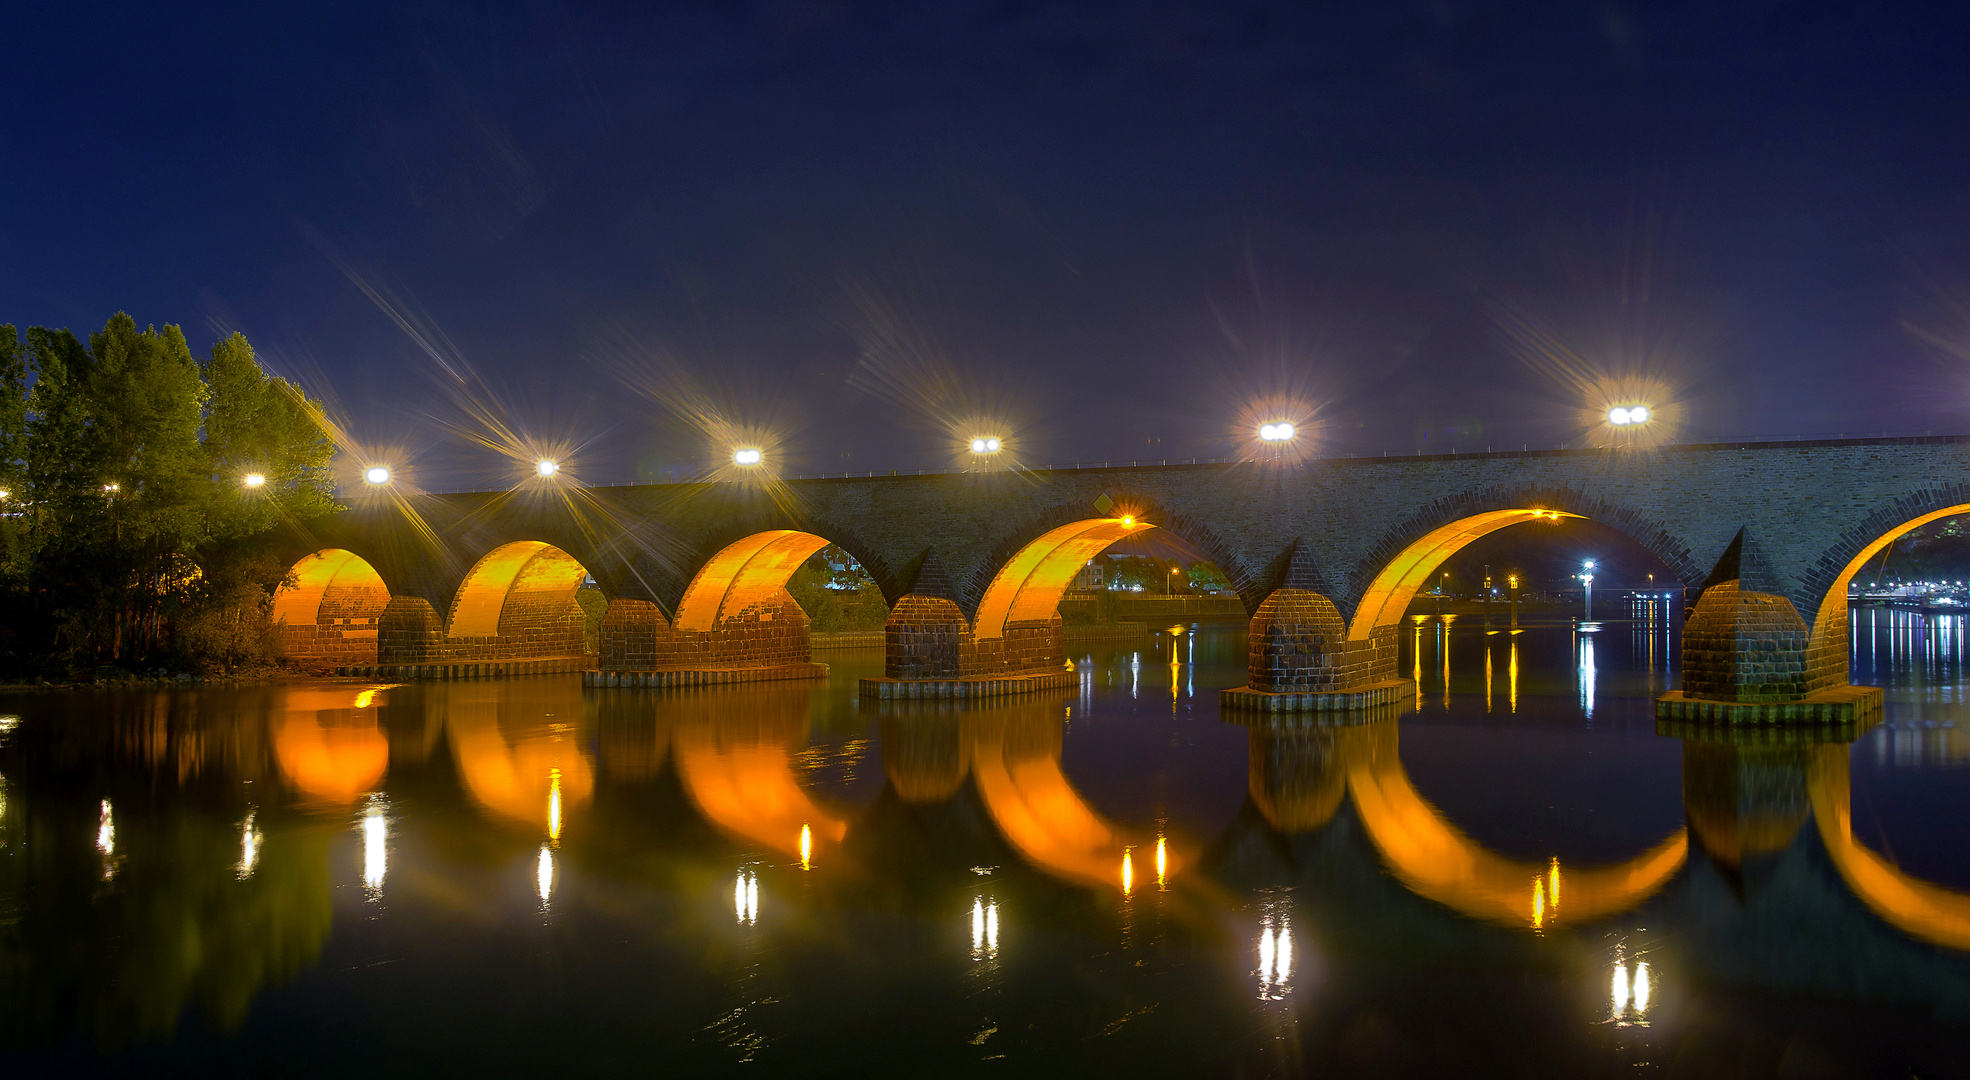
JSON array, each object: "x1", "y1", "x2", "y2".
[
  {"x1": 1608, "y1": 406, "x2": 1651, "y2": 425},
  {"x1": 969, "y1": 436, "x2": 1002, "y2": 454},
  {"x1": 364, "y1": 467, "x2": 391, "y2": 485},
  {"x1": 103, "y1": 483, "x2": 119, "y2": 492},
  {"x1": 733, "y1": 448, "x2": 763, "y2": 466},
  {"x1": 1259, "y1": 422, "x2": 1296, "y2": 442},
  {"x1": 536, "y1": 459, "x2": 558, "y2": 477},
  {"x1": 242, "y1": 473, "x2": 266, "y2": 488}
]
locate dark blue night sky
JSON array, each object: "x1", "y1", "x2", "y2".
[{"x1": 7, "y1": 3, "x2": 1970, "y2": 482}]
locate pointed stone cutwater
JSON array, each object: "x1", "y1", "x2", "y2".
[
  {"x1": 1222, "y1": 539, "x2": 1417, "y2": 718},
  {"x1": 882, "y1": 547, "x2": 969, "y2": 680},
  {"x1": 1657, "y1": 528, "x2": 1881, "y2": 728}
]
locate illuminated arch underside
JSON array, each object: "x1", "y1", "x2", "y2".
[
  {"x1": 272, "y1": 548, "x2": 389, "y2": 630},
  {"x1": 974, "y1": 518, "x2": 1144, "y2": 641},
  {"x1": 1349, "y1": 510, "x2": 1577, "y2": 640},
  {"x1": 1809, "y1": 503, "x2": 1970, "y2": 650},
  {"x1": 673, "y1": 530, "x2": 833, "y2": 632},
  {"x1": 449, "y1": 540, "x2": 591, "y2": 639}
]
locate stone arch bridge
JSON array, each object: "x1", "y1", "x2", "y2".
[{"x1": 270, "y1": 436, "x2": 1970, "y2": 715}]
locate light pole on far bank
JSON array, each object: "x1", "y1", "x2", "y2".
[{"x1": 1580, "y1": 559, "x2": 1597, "y2": 622}]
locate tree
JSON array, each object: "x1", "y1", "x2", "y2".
[
  {"x1": 1186, "y1": 561, "x2": 1230, "y2": 592},
  {"x1": 0, "y1": 313, "x2": 338, "y2": 673}
]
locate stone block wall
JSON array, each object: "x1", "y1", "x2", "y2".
[
  {"x1": 1681, "y1": 581, "x2": 1811, "y2": 702},
  {"x1": 1244, "y1": 589, "x2": 1401, "y2": 693},
  {"x1": 653, "y1": 590, "x2": 811, "y2": 669},
  {"x1": 885, "y1": 595, "x2": 967, "y2": 678},
  {"x1": 880, "y1": 595, "x2": 1065, "y2": 679},
  {"x1": 598, "y1": 590, "x2": 812, "y2": 672},
  {"x1": 600, "y1": 598, "x2": 666, "y2": 671},
  {"x1": 378, "y1": 596, "x2": 443, "y2": 664},
  {"x1": 277, "y1": 578, "x2": 389, "y2": 664}
]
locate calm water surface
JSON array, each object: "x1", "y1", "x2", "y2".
[{"x1": 1, "y1": 606, "x2": 1967, "y2": 1077}]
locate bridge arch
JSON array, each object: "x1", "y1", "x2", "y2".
[
  {"x1": 273, "y1": 549, "x2": 392, "y2": 665},
  {"x1": 445, "y1": 540, "x2": 597, "y2": 660},
  {"x1": 963, "y1": 499, "x2": 1257, "y2": 623},
  {"x1": 1344, "y1": 486, "x2": 1704, "y2": 640},
  {"x1": 1798, "y1": 486, "x2": 1970, "y2": 692}
]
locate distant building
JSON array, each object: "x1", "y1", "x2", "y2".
[{"x1": 1072, "y1": 561, "x2": 1105, "y2": 590}]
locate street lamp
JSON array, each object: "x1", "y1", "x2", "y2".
[
  {"x1": 242, "y1": 473, "x2": 266, "y2": 488},
  {"x1": 733, "y1": 448, "x2": 763, "y2": 466},
  {"x1": 1579, "y1": 559, "x2": 1597, "y2": 620},
  {"x1": 536, "y1": 460, "x2": 558, "y2": 478},
  {"x1": 1259, "y1": 423, "x2": 1296, "y2": 442},
  {"x1": 364, "y1": 467, "x2": 391, "y2": 485},
  {"x1": 1169, "y1": 565, "x2": 1179, "y2": 596},
  {"x1": 969, "y1": 436, "x2": 1002, "y2": 454},
  {"x1": 1607, "y1": 406, "x2": 1651, "y2": 426}
]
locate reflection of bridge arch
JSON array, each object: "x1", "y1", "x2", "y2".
[
  {"x1": 1250, "y1": 721, "x2": 1687, "y2": 928},
  {"x1": 1808, "y1": 745, "x2": 1970, "y2": 952},
  {"x1": 884, "y1": 697, "x2": 1175, "y2": 890},
  {"x1": 273, "y1": 549, "x2": 391, "y2": 664},
  {"x1": 662, "y1": 684, "x2": 846, "y2": 858},
  {"x1": 273, "y1": 687, "x2": 391, "y2": 804},
  {"x1": 446, "y1": 682, "x2": 595, "y2": 836}
]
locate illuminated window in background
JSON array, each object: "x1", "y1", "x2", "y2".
[
  {"x1": 970, "y1": 898, "x2": 1000, "y2": 960},
  {"x1": 735, "y1": 870, "x2": 760, "y2": 926}
]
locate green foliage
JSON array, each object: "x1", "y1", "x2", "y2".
[
  {"x1": 1186, "y1": 560, "x2": 1229, "y2": 592},
  {"x1": 0, "y1": 314, "x2": 338, "y2": 674},
  {"x1": 787, "y1": 545, "x2": 889, "y2": 632}
]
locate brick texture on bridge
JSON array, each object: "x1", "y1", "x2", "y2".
[{"x1": 283, "y1": 437, "x2": 1970, "y2": 715}]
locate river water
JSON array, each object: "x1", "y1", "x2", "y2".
[{"x1": 0, "y1": 605, "x2": 1966, "y2": 1077}]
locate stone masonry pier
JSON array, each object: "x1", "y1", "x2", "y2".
[{"x1": 271, "y1": 436, "x2": 1970, "y2": 721}]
